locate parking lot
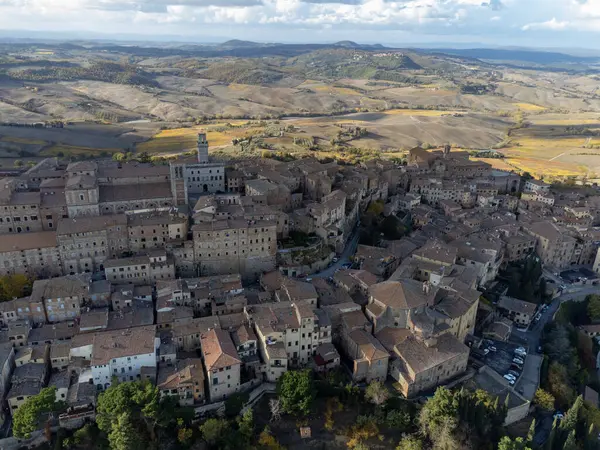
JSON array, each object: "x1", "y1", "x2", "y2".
[
  {"x1": 560, "y1": 267, "x2": 598, "y2": 284},
  {"x1": 477, "y1": 339, "x2": 527, "y2": 389}
]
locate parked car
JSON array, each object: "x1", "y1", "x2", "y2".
[
  {"x1": 537, "y1": 345, "x2": 543, "y2": 353},
  {"x1": 488, "y1": 346, "x2": 497, "y2": 352},
  {"x1": 503, "y1": 375, "x2": 515, "y2": 385},
  {"x1": 513, "y1": 357, "x2": 524, "y2": 365},
  {"x1": 515, "y1": 347, "x2": 527, "y2": 355},
  {"x1": 510, "y1": 364, "x2": 522, "y2": 372},
  {"x1": 332, "y1": 257, "x2": 339, "y2": 263},
  {"x1": 483, "y1": 348, "x2": 490, "y2": 355},
  {"x1": 508, "y1": 370, "x2": 520, "y2": 378}
]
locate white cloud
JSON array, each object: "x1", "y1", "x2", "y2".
[
  {"x1": 522, "y1": 17, "x2": 570, "y2": 31},
  {"x1": 0, "y1": 0, "x2": 597, "y2": 46}
]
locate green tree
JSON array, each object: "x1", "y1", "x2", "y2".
[
  {"x1": 365, "y1": 381, "x2": 389, "y2": 409},
  {"x1": 13, "y1": 387, "x2": 62, "y2": 438},
  {"x1": 199, "y1": 418, "x2": 229, "y2": 448},
  {"x1": 367, "y1": 200, "x2": 384, "y2": 216},
  {"x1": 112, "y1": 152, "x2": 125, "y2": 162},
  {"x1": 396, "y1": 435, "x2": 424, "y2": 450},
  {"x1": 108, "y1": 412, "x2": 142, "y2": 450},
  {"x1": 96, "y1": 381, "x2": 174, "y2": 446},
  {"x1": 547, "y1": 361, "x2": 576, "y2": 408},
  {"x1": 258, "y1": 426, "x2": 284, "y2": 450},
  {"x1": 238, "y1": 409, "x2": 254, "y2": 441},
  {"x1": 497, "y1": 436, "x2": 531, "y2": 450},
  {"x1": 14, "y1": 159, "x2": 23, "y2": 168},
  {"x1": 587, "y1": 295, "x2": 600, "y2": 322},
  {"x1": 527, "y1": 418, "x2": 536, "y2": 445},
  {"x1": 563, "y1": 430, "x2": 578, "y2": 450},
  {"x1": 276, "y1": 369, "x2": 315, "y2": 416},
  {"x1": 0, "y1": 274, "x2": 32, "y2": 301},
  {"x1": 534, "y1": 389, "x2": 556, "y2": 412},
  {"x1": 418, "y1": 387, "x2": 459, "y2": 442},
  {"x1": 560, "y1": 395, "x2": 583, "y2": 432},
  {"x1": 137, "y1": 152, "x2": 151, "y2": 163}
]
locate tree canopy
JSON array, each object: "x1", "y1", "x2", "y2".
[
  {"x1": 96, "y1": 380, "x2": 183, "y2": 450},
  {"x1": 13, "y1": 387, "x2": 63, "y2": 439},
  {"x1": 276, "y1": 369, "x2": 315, "y2": 416},
  {"x1": 418, "y1": 387, "x2": 507, "y2": 450},
  {"x1": 0, "y1": 274, "x2": 33, "y2": 301}
]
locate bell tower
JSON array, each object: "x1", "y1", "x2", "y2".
[{"x1": 197, "y1": 133, "x2": 209, "y2": 163}]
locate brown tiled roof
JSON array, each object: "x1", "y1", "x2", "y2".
[
  {"x1": 157, "y1": 358, "x2": 204, "y2": 390},
  {"x1": 57, "y1": 214, "x2": 127, "y2": 235},
  {"x1": 413, "y1": 241, "x2": 457, "y2": 265},
  {"x1": 200, "y1": 329, "x2": 241, "y2": 372},
  {"x1": 99, "y1": 182, "x2": 172, "y2": 202},
  {"x1": 232, "y1": 324, "x2": 257, "y2": 347},
  {"x1": 498, "y1": 296, "x2": 537, "y2": 316},
  {"x1": 0, "y1": 231, "x2": 57, "y2": 252},
  {"x1": 91, "y1": 325, "x2": 156, "y2": 366},
  {"x1": 369, "y1": 279, "x2": 435, "y2": 310},
  {"x1": 375, "y1": 327, "x2": 412, "y2": 352},
  {"x1": 348, "y1": 329, "x2": 388, "y2": 361},
  {"x1": 50, "y1": 342, "x2": 71, "y2": 360},
  {"x1": 394, "y1": 333, "x2": 468, "y2": 374}
]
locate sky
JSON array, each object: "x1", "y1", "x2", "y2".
[{"x1": 0, "y1": 0, "x2": 599, "y2": 49}]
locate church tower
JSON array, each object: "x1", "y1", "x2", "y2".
[{"x1": 197, "y1": 133, "x2": 209, "y2": 163}]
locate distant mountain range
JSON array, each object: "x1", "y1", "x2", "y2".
[{"x1": 1, "y1": 35, "x2": 600, "y2": 68}]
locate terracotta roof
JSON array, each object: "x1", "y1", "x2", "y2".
[
  {"x1": 348, "y1": 329, "x2": 388, "y2": 361},
  {"x1": 157, "y1": 358, "x2": 204, "y2": 390},
  {"x1": 394, "y1": 333, "x2": 468, "y2": 374},
  {"x1": 498, "y1": 296, "x2": 537, "y2": 316},
  {"x1": 341, "y1": 310, "x2": 371, "y2": 331},
  {"x1": 91, "y1": 325, "x2": 156, "y2": 366},
  {"x1": 200, "y1": 329, "x2": 241, "y2": 372},
  {"x1": 231, "y1": 324, "x2": 257, "y2": 347},
  {"x1": 99, "y1": 182, "x2": 171, "y2": 203},
  {"x1": 375, "y1": 327, "x2": 412, "y2": 352},
  {"x1": 57, "y1": 214, "x2": 127, "y2": 235},
  {"x1": 369, "y1": 279, "x2": 435, "y2": 310},
  {"x1": 0, "y1": 231, "x2": 57, "y2": 252}
]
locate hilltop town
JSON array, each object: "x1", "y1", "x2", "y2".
[{"x1": 0, "y1": 135, "x2": 598, "y2": 449}]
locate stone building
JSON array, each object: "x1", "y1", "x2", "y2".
[
  {"x1": 192, "y1": 219, "x2": 276, "y2": 280},
  {"x1": 104, "y1": 250, "x2": 175, "y2": 285},
  {"x1": 127, "y1": 211, "x2": 188, "y2": 253},
  {"x1": 170, "y1": 134, "x2": 226, "y2": 204},
  {"x1": 57, "y1": 215, "x2": 128, "y2": 275},
  {"x1": 0, "y1": 231, "x2": 61, "y2": 277}
]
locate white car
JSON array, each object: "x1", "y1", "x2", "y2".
[
  {"x1": 503, "y1": 375, "x2": 515, "y2": 385},
  {"x1": 513, "y1": 357, "x2": 524, "y2": 365}
]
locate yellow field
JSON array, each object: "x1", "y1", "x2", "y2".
[
  {"x1": 41, "y1": 145, "x2": 121, "y2": 156},
  {"x1": 227, "y1": 83, "x2": 252, "y2": 91},
  {"x1": 514, "y1": 103, "x2": 546, "y2": 112},
  {"x1": 137, "y1": 125, "x2": 262, "y2": 154},
  {"x1": 0, "y1": 136, "x2": 47, "y2": 145}
]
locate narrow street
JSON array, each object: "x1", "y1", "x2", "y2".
[{"x1": 313, "y1": 228, "x2": 360, "y2": 279}]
